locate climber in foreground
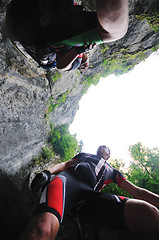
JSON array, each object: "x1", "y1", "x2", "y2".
[
  {"x1": 6, "y1": 0, "x2": 129, "y2": 70},
  {"x1": 19, "y1": 145, "x2": 159, "y2": 240}
]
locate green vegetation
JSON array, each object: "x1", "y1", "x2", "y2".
[
  {"x1": 47, "y1": 89, "x2": 71, "y2": 114},
  {"x1": 33, "y1": 146, "x2": 55, "y2": 166},
  {"x1": 52, "y1": 70, "x2": 61, "y2": 83},
  {"x1": 128, "y1": 142, "x2": 159, "y2": 194},
  {"x1": 83, "y1": 74, "x2": 101, "y2": 87},
  {"x1": 47, "y1": 97, "x2": 57, "y2": 113},
  {"x1": 82, "y1": 43, "x2": 159, "y2": 89},
  {"x1": 81, "y1": 46, "x2": 158, "y2": 92},
  {"x1": 102, "y1": 158, "x2": 132, "y2": 197},
  {"x1": 136, "y1": 11, "x2": 159, "y2": 33},
  {"x1": 101, "y1": 47, "x2": 148, "y2": 77},
  {"x1": 81, "y1": 73, "x2": 101, "y2": 95},
  {"x1": 100, "y1": 44, "x2": 109, "y2": 54},
  {"x1": 34, "y1": 124, "x2": 82, "y2": 165},
  {"x1": 103, "y1": 142, "x2": 159, "y2": 197},
  {"x1": 48, "y1": 124, "x2": 81, "y2": 161},
  {"x1": 152, "y1": 43, "x2": 159, "y2": 52}
]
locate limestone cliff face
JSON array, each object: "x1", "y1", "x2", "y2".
[
  {"x1": 0, "y1": 0, "x2": 85, "y2": 174},
  {"x1": 1, "y1": 0, "x2": 159, "y2": 174},
  {"x1": 0, "y1": 0, "x2": 159, "y2": 239}
]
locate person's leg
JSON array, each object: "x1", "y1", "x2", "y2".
[
  {"x1": 97, "y1": 0, "x2": 129, "y2": 41},
  {"x1": 78, "y1": 194, "x2": 128, "y2": 229},
  {"x1": 78, "y1": 194, "x2": 159, "y2": 239},
  {"x1": 124, "y1": 199, "x2": 159, "y2": 238},
  {"x1": 19, "y1": 172, "x2": 86, "y2": 240},
  {"x1": 19, "y1": 175, "x2": 65, "y2": 240},
  {"x1": 19, "y1": 212, "x2": 59, "y2": 240}
]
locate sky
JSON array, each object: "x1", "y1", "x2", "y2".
[{"x1": 70, "y1": 51, "x2": 159, "y2": 165}]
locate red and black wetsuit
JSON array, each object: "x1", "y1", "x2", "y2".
[
  {"x1": 38, "y1": 153, "x2": 128, "y2": 228},
  {"x1": 68, "y1": 153, "x2": 126, "y2": 191}
]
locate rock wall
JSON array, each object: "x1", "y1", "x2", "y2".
[
  {"x1": 0, "y1": 0, "x2": 86, "y2": 174},
  {"x1": 0, "y1": 0, "x2": 159, "y2": 239},
  {"x1": 1, "y1": 0, "x2": 159, "y2": 175}
]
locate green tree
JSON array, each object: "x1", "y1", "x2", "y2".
[
  {"x1": 102, "y1": 158, "x2": 132, "y2": 198},
  {"x1": 128, "y1": 142, "x2": 159, "y2": 194},
  {"x1": 48, "y1": 124, "x2": 81, "y2": 161}
]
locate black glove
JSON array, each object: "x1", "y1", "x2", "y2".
[{"x1": 31, "y1": 170, "x2": 51, "y2": 193}]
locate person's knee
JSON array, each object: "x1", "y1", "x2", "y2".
[
  {"x1": 124, "y1": 199, "x2": 159, "y2": 238},
  {"x1": 32, "y1": 214, "x2": 53, "y2": 238},
  {"x1": 35, "y1": 222, "x2": 51, "y2": 238},
  {"x1": 30, "y1": 213, "x2": 59, "y2": 240},
  {"x1": 97, "y1": 0, "x2": 129, "y2": 42},
  {"x1": 40, "y1": 213, "x2": 60, "y2": 239}
]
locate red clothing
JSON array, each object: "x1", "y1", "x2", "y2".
[{"x1": 37, "y1": 153, "x2": 127, "y2": 224}]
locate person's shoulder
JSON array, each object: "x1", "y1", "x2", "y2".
[
  {"x1": 86, "y1": 153, "x2": 102, "y2": 162},
  {"x1": 73, "y1": 153, "x2": 102, "y2": 161},
  {"x1": 73, "y1": 152, "x2": 96, "y2": 158},
  {"x1": 72, "y1": 152, "x2": 86, "y2": 159},
  {"x1": 91, "y1": 154, "x2": 101, "y2": 159}
]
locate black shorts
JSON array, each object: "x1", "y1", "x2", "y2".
[
  {"x1": 78, "y1": 194, "x2": 128, "y2": 230},
  {"x1": 8, "y1": 0, "x2": 98, "y2": 47},
  {"x1": 36, "y1": 171, "x2": 128, "y2": 229}
]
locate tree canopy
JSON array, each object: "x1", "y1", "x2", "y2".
[
  {"x1": 128, "y1": 142, "x2": 159, "y2": 194},
  {"x1": 103, "y1": 142, "x2": 159, "y2": 196}
]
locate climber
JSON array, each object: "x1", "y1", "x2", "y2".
[
  {"x1": 6, "y1": 1, "x2": 95, "y2": 71},
  {"x1": 6, "y1": 0, "x2": 129, "y2": 70},
  {"x1": 19, "y1": 145, "x2": 159, "y2": 240}
]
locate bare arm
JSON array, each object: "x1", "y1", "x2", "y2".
[
  {"x1": 47, "y1": 158, "x2": 77, "y2": 174},
  {"x1": 121, "y1": 179, "x2": 159, "y2": 208},
  {"x1": 97, "y1": 0, "x2": 129, "y2": 42},
  {"x1": 57, "y1": 48, "x2": 79, "y2": 70}
]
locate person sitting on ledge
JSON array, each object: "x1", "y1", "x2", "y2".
[{"x1": 19, "y1": 145, "x2": 159, "y2": 240}]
